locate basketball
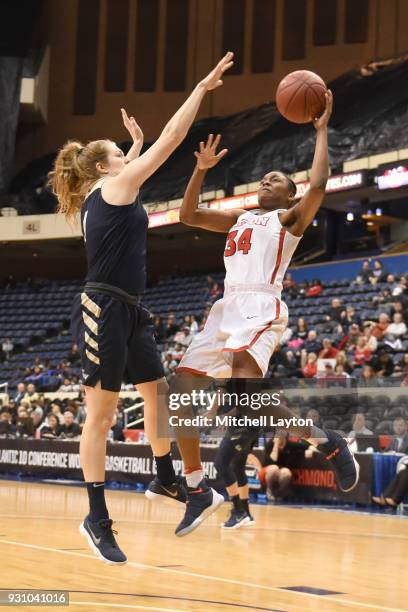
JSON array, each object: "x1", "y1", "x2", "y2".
[{"x1": 276, "y1": 70, "x2": 328, "y2": 124}]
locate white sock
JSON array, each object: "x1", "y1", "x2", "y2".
[{"x1": 186, "y1": 469, "x2": 204, "y2": 488}]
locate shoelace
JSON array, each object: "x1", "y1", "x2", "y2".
[{"x1": 97, "y1": 519, "x2": 119, "y2": 545}]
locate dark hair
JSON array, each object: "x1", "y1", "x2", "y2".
[{"x1": 283, "y1": 174, "x2": 297, "y2": 198}]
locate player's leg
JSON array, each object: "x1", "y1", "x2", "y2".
[
  {"x1": 128, "y1": 307, "x2": 186, "y2": 505},
  {"x1": 231, "y1": 350, "x2": 263, "y2": 378},
  {"x1": 233, "y1": 449, "x2": 255, "y2": 525},
  {"x1": 171, "y1": 372, "x2": 224, "y2": 536},
  {"x1": 276, "y1": 467, "x2": 292, "y2": 495},
  {"x1": 264, "y1": 464, "x2": 280, "y2": 500},
  {"x1": 164, "y1": 305, "x2": 227, "y2": 536},
  {"x1": 172, "y1": 371, "x2": 212, "y2": 482},
  {"x1": 214, "y1": 434, "x2": 249, "y2": 529},
  {"x1": 79, "y1": 382, "x2": 127, "y2": 565},
  {"x1": 73, "y1": 292, "x2": 128, "y2": 564},
  {"x1": 139, "y1": 378, "x2": 187, "y2": 506}
]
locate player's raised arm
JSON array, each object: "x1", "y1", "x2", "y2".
[
  {"x1": 179, "y1": 134, "x2": 245, "y2": 233},
  {"x1": 121, "y1": 108, "x2": 144, "y2": 162},
  {"x1": 280, "y1": 90, "x2": 333, "y2": 236},
  {"x1": 103, "y1": 53, "x2": 234, "y2": 204}
]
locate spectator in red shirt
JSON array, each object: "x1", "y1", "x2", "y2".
[
  {"x1": 353, "y1": 336, "x2": 372, "y2": 366},
  {"x1": 319, "y1": 338, "x2": 338, "y2": 359},
  {"x1": 307, "y1": 279, "x2": 323, "y2": 297},
  {"x1": 302, "y1": 353, "x2": 318, "y2": 378}
]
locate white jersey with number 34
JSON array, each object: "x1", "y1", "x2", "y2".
[
  {"x1": 223, "y1": 209, "x2": 301, "y2": 293},
  {"x1": 177, "y1": 208, "x2": 302, "y2": 378}
]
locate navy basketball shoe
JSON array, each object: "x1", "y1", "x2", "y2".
[
  {"x1": 222, "y1": 508, "x2": 251, "y2": 529},
  {"x1": 318, "y1": 429, "x2": 360, "y2": 492},
  {"x1": 79, "y1": 516, "x2": 127, "y2": 565},
  {"x1": 175, "y1": 480, "x2": 224, "y2": 537},
  {"x1": 145, "y1": 475, "x2": 187, "y2": 507}
]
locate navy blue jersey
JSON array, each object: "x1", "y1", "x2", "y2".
[{"x1": 81, "y1": 187, "x2": 148, "y2": 295}]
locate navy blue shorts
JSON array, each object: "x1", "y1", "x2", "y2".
[{"x1": 71, "y1": 282, "x2": 164, "y2": 392}]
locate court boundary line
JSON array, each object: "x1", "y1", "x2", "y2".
[{"x1": 0, "y1": 537, "x2": 404, "y2": 612}]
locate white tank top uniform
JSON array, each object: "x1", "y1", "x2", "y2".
[{"x1": 177, "y1": 209, "x2": 301, "y2": 377}]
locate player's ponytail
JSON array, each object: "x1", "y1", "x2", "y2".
[{"x1": 48, "y1": 139, "x2": 111, "y2": 224}]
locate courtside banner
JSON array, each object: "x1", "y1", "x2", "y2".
[
  {"x1": 279, "y1": 451, "x2": 372, "y2": 504},
  {"x1": 0, "y1": 439, "x2": 371, "y2": 503}
]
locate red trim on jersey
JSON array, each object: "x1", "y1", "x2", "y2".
[
  {"x1": 270, "y1": 228, "x2": 286, "y2": 285},
  {"x1": 176, "y1": 366, "x2": 208, "y2": 377},
  {"x1": 222, "y1": 297, "x2": 282, "y2": 353}
]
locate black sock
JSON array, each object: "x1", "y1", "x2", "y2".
[
  {"x1": 241, "y1": 498, "x2": 250, "y2": 514},
  {"x1": 231, "y1": 494, "x2": 244, "y2": 513},
  {"x1": 86, "y1": 482, "x2": 109, "y2": 522},
  {"x1": 155, "y1": 452, "x2": 176, "y2": 485}
]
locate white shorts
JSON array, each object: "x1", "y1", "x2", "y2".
[{"x1": 177, "y1": 285, "x2": 288, "y2": 378}]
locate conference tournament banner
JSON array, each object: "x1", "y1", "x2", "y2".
[{"x1": 0, "y1": 438, "x2": 373, "y2": 503}]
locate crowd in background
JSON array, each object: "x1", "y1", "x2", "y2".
[
  {"x1": 0, "y1": 387, "x2": 125, "y2": 442},
  {"x1": 1, "y1": 262, "x2": 408, "y2": 444}
]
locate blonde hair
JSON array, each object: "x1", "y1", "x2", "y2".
[{"x1": 48, "y1": 139, "x2": 112, "y2": 223}]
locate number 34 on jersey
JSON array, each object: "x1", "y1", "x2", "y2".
[{"x1": 224, "y1": 228, "x2": 253, "y2": 257}]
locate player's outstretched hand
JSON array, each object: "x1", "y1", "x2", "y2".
[
  {"x1": 313, "y1": 90, "x2": 333, "y2": 130},
  {"x1": 200, "y1": 52, "x2": 234, "y2": 91},
  {"x1": 121, "y1": 108, "x2": 144, "y2": 146},
  {"x1": 194, "y1": 134, "x2": 228, "y2": 170}
]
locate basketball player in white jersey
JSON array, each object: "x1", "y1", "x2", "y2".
[{"x1": 148, "y1": 91, "x2": 359, "y2": 536}]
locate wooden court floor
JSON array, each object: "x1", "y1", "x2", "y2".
[{"x1": 0, "y1": 480, "x2": 407, "y2": 612}]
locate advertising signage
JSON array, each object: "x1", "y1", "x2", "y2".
[
  {"x1": 295, "y1": 170, "x2": 367, "y2": 198},
  {"x1": 377, "y1": 161, "x2": 408, "y2": 190}
]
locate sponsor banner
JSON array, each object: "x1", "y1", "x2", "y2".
[
  {"x1": 0, "y1": 439, "x2": 372, "y2": 503},
  {"x1": 209, "y1": 193, "x2": 259, "y2": 211},
  {"x1": 148, "y1": 208, "x2": 180, "y2": 228},
  {"x1": 376, "y1": 161, "x2": 408, "y2": 190},
  {"x1": 278, "y1": 451, "x2": 372, "y2": 504},
  {"x1": 295, "y1": 171, "x2": 367, "y2": 198}
]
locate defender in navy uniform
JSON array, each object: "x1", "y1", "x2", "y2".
[
  {"x1": 215, "y1": 424, "x2": 260, "y2": 529},
  {"x1": 214, "y1": 379, "x2": 260, "y2": 529},
  {"x1": 49, "y1": 53, "x2": 234, "y2": 565}
]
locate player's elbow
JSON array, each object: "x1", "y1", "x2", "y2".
[{"x1": 179, "y1": 209, "x2": 196, "y2": 226}]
